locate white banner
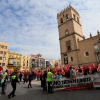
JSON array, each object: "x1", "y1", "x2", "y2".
[
  {"x1": 52, "y1": 74, "x2": 100, "y2": 90},
  {"x1": 92, "y1": 74, "x2": 100, "y2": 87}
]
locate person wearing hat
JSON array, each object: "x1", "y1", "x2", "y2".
[{"x1": 8, "y1": 72, "x2": 19, "y2": 98}]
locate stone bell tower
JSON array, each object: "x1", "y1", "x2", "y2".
[{"x1": 57, "y1": 5, "x2": 85, "y2": 65}]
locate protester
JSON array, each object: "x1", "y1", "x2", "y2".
[
  {"x1": 8, "y1": 72, "x2": 19, "y2": 98},
  {"x1": 1, "y1": 71, "x2": 8, "y2": 95},
  {"x1": 40, "y1": 71, "x2": 43, "y2": 87},
  {"x1": 56, "y1": 71, "x2": 62, "y2": 79},
  {"x1": 42, "y1": 70, "x2": 47, "y2": 91},
  {"x1": 78, "y1": 66, "x2": 82, "y2": 73},
  {"x1": 70, "y1": 66, "x2": 75, "y2": 78},
  {"x1": 65, "y1": 70, "x2": 70, "y2": 78},
  {"x1": 7, "y1": 74, "x2": 11, "y2": 83},
  {"x1": 83, "y1": 65, "x2": 89, "y2": 75},
  {"x1": 23, "y1": 72, "x2": 28, "y2": 83},
  {"x1": 37, "y1": 71, "x2": 41, "y2": 81},
  {"x1": 47, "y1": 69, "x2": 53, "y2": 93},
  {"x1": 73, "y1": 68, "x2": 76, "y2": 77},
  {"x1": 60, "y1": 69, "x2": 65, "y2": 77},
  {"x1": 0, "y1": 72, "x2": 2, "y2": 87},
  {"x1": 52, "y1": 71, "x2": 56, "y2": 78},
  {"x1": 28, "y1": 72, "x2": 33, "y2": 88},
  {"x1": 19, "y1": 72, "x2": 23, "y2": 82},
  {"x1": 32, "y1": 71, "x2": 36, "y2": 80}
]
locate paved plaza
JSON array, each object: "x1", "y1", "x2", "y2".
[{"x1": 0, "y1": 80, "x2": 100, "y2": 100}]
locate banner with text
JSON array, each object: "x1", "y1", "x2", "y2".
[{"x1": 52, "y1": 75, "x2": 98, "y2": 91}]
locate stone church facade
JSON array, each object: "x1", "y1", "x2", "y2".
[{"x1": 57, "y1": 5, "x2": 100, "y2": 66}]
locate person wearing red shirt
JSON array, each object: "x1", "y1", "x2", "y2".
[{"x1": 24, "y1": 72, "x2": 28, "y2": 83}]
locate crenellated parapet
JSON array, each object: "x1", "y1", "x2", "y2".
[{"x1": 57, "y1": 4, "x2": 79, "y2": 17}]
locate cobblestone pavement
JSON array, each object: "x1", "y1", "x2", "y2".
[{"x1": 0, "y1": 80, "x2": 100, "y2": 100}]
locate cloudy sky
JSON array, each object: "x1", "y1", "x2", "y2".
[{"x1": 0, "y1": 0, "x2": 100, "y2": 59}]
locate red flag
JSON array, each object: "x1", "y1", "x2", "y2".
[
  {"x1": 65, "y1": 64, "x2": 70, "y2": 71},
  {"x1": 97, "y1": 63, "x2": 100, "y2": 72},
  {"x1": 55, "y1": 66, "x2": 59, "y2": 72},
  {"x1": 61, "y1": 70, "x2": 65, "y2": 75},
  {"x1": 60, "y1": 65, "x2": 64, "y2": 70},
  {"x1": 89, "y1": 64, "x2": 95, "y2": 72},
  {"x1": 83, "y1": 65, "x2": 89, "y2": 71}
]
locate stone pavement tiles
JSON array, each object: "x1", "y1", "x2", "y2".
[{"x1": 0, "y1": 81, "x2": 100, "y2": 100}]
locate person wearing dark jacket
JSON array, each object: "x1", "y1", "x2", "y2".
[
  {"x1": 8, "y1": 72, "x2": 19, "y2": 99},
  {"x1": 28, "y1": 72, "x2": 33, "y2": 88},
  {"x1": 42, "y1": 70, "x2": 47, "y2": 91},
  {"x1": 19, "y1": 73, "x2": 22, "y2": 82}
]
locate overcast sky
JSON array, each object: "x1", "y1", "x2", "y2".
[{"x1": 0, "y1": 0, "x2": 100, "y2": 59}]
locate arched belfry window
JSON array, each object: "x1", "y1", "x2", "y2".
[
  {"x1": 65, "y1": 30, "x2": 69, "y2": 35},
  {"x1": 60, "y1": 18, "x2": 63, "y2": 24},
  {"x1": 73, "y1": 14, "x2": 76, "y2": 20},
  {"x1": 77, "y1": 17, "x2": 79, "y2": 23},
  {"x1": 66, "y1": 14, "x2": 69, "y2": 20}
]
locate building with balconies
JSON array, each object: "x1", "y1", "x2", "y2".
[
  {"x1": 21, "y1": 56, "x2": 30, "y2": 71},
  {"x1": 29, "y1": 54, "x2": 45, "y2": 69},
  {"x1": 7, "y1": 51, "x2": 22, "y2": 70},
  {"x1": 0, "y1": 41, "x2": 9, "y2": 70}
]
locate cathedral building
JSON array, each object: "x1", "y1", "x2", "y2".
[{"x1": 57, "y1": 5, "x2": 100, "y2": 66}]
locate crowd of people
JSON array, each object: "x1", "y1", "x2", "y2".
[
  {"x1": 0, "y1": 63, "x2": 100, "y2": 98},
  {"x1": 0, "y1": 70, "x2": 37, "y2": 98}
]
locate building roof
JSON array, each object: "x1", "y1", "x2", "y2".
[
  {"x1": 78, "y1": 35, "x2": 99, "y2": 43},
  {"x1": 30, "y1": 54, "x2": 36, "y2": 57}
]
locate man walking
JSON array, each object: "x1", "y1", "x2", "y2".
[
  {"x1": 28, "y1": 72, "x2": 33, "y2": 88},
  {"x1": 19, "y1": 72, "x2": 22, "y2": 82},
  {"x1": 47, "y1": 69, "x2": 53, "y2": 93},
  {"x1": 8, "y1": 72, "x2": 19, "y2": 99},
  {"x1": 42, "y1": 70, "x2": 47, "y2": 91}
]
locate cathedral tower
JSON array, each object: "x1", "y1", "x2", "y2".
[{"x1": 57, "y1": 5, "x2": 84, "y2": 65}]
